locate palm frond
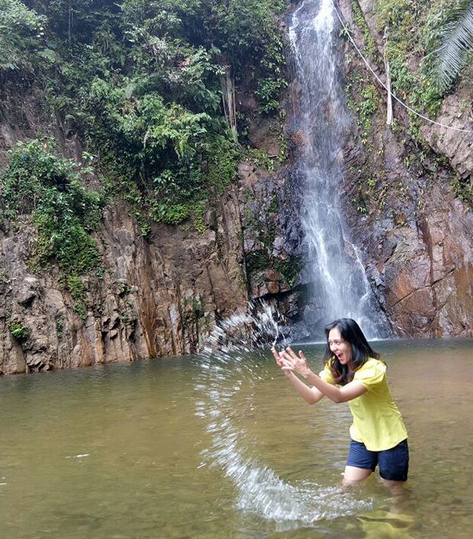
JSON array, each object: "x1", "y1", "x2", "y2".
[{"x1": 435, "y1": 0, "x2": 473, "y2": 92}]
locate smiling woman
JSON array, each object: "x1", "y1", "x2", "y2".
[{"x1": 272, "y1": 317, "x2": 409, "y2": 495}]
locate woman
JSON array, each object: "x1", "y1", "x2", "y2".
[{"x1": 272, "y1": 318, "x2": 408, "y2": 494}]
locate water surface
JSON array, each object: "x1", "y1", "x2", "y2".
[{"x1": 0, "y1": 338, "x2": 472, "y2": 538}]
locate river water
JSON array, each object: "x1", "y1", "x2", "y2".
[{"x1": 0, "y1": 338, "x2": 472, "y2": 539}]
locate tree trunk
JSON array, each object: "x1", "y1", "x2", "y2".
[{"x1": 221, "y1": 65, "x2": 238, "y2": 141}]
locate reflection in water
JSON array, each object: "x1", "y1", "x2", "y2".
[
  {"x1": 358, "y1": 508, "x2": 415, "y2": 539},
  {"x1": 0, "y1": 338, "x2": 472, "y2": 538}
]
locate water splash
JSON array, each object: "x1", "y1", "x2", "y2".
[
  {"x1": 289, "y1": 0, "x2": 390, "y2": 339},
  {"x1": 195, "y1": 304, "x2": 373, "y2": 527}
]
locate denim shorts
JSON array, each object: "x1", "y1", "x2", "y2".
[{"x1": 346, "y1": 439, "x2": 409, "y2": 481}]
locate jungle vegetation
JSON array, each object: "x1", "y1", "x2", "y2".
[
  {"x1": 0, "y1": 0, "x2": 288, "y2": 296},
  {"x1": 0, "y1": 0, "x2": 288, "y2": 233}
]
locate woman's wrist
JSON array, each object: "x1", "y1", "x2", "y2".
[{"x1": 301, "y1": 367, "x2": 313, "y2": 379}]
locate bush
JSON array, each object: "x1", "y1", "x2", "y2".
[
  {"x1": 0, "y1": 0, "x2": 46, "y2": 72},
  {"x1": 7, "y1": 319, "x2": 31, "y2": 343},
  {"x1": 0, "y1": 140, "x2": 103, "y2": 278}
]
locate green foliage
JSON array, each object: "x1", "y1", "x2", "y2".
[
  {"x1": 0, "y1": 0, "x2": 46, "y2": 72},
  {"x1": 120, "y1": 0, "x2": 288, "y2": 110},
  {"x1": 375, "y1": 0, "x2": 418, "y2": 34},
  {"x1": 351, "y1": 0, "x2": 377, "y2": 60},
  {"x1": 73, "y1": 302, "x2": 88, "y2": 321},
  {"x1": 345, "y1": 74, "x2": 380, "y2": 147},
  {"x1": 368, "y1": 0, "x2": 446, "y2": 143},
  {"x1": 0, "y1": 140, "x2": 103, "y2": 281},
  {"x1": 360, "y1": 86, "x2": 378, "y2": 118},
  {"x1": 384, "y1": 29, "x2": 440, "y2": 117},
  {"x1": 151, "y1": 201, "x2": 191, "y2": 225},
  {"x1": 206, "y1": 134, "x2": 240, "y2": 192},
  {"x1": 451, "y1": 173, "x2": 473, "y2": 206},
  {"x1": 7, "y1": 318, "x2": 31, "y2": 343},
  {"x1": 25, "y1": 0, "x2": 122, "y2": 45},
  {"x1": 2, "y1": 0, "x2": 286, "y2": 234},
  {"x1": 83, "y1": 75, "x2": 239, "y2": 228},
  {"x1": 429, "y1": 0, "x2": 473, "y2": 92},
  {"x1": 273, "y1": 257, "x2": 303, "y2": 288},
  {"x1": 85, "y1": 78, "x2": 212, "y2": 163},
  {"x1": 267, "y1": 195, "x2": 279, "y2": 214},
  {"x1": 120, "y1": 0, "x2": 286, "y2": 73},
  {"x1": 246, "y1": 250, "x2": 303, "y2": 289},
  {"x1": 254, "y1": 29, "x2": 288, "y2": 114},
  {"x1": 191, "y1": 202, "x2": 208, "y2": 233},
  {"x1": 246, "y1": 148, "x2": 276, "y2": 171},
  {"x1": 246, "y1": 250, "x2": 272, "y2": 275},
  {"x1": 55, "y1": 315, "x2": 64, "y2": 339},
  {"x1": 63, "y1": 275, "x2": 85, "y2": 301}
]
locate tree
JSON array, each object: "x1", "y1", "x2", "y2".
[{"x1": 0, "y1": 0, "x2": 45, "y2": 72}]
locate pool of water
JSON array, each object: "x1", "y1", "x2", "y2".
[{"x1": 0, "y1": 338, "x2": 472, "y2": 538}]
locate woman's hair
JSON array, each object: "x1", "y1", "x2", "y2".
[{"x1": 323, "y1": 318, "x2": 380, "y2": 385}]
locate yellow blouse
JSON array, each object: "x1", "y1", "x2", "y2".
[{"x1": 319, "y1": 358, "x2": 408, "y2": 451}]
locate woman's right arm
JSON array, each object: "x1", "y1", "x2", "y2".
[
  {"x1": 285, "y1": 371, "x2": 325, "y2": 404},
  {"x1": 272, "y1": 347, "x2": 324, "y2": 405}
]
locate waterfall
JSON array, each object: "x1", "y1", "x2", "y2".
[{"x1": 289, "y1": 0, "x2": 389, "y2": 339}]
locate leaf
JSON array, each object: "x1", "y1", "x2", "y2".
[
  {"x1": 434, "y1": 0, "x2": 473, "y2": 92},
  {"x1": 37, "y1": 48, "x2": 56, "y2": 62}
]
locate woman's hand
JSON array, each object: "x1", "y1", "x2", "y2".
[
  {"x1": 271, "y1": 346, "x2": 291, "y2": 377},
  {"x1": 271, "y1": 347, "x2": 311, "y2": 378},
  {"x1": 272, "y1": 346, "x2": 325, "y2": 404},
  {"x1": 279, "y1": 347, "x2": 311, "y2": 378}
]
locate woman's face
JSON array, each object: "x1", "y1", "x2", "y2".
[{"x1": 328, "y1": 327, "x2": 353, "y2": 366}]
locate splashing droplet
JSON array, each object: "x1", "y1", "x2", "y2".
[{"x1": 194, "y1": 302, "x2": 373, "y2": 526}]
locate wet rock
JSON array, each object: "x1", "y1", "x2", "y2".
[{"x1": 421, "y1": 94, "x2": 473, "y2": 179}]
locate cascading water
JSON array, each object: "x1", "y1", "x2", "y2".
[{"x1": 289, "y1": 0, "x2": 389, "y2": 339}]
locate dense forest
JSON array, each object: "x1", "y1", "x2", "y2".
[{"x1": 0, "y1": 0, "x2": 287, "y2": 291}]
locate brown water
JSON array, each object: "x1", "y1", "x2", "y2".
[{"x1": 0, "y1": 338, "x2": 472, "y2": 539}]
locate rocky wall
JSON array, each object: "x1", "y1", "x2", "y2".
[
  {"x1": 338, "y1": 0, "x2": 473, "y2": 337},
  {"x1": 0, "y1": 193, "x2": 248, "y2": 374}
]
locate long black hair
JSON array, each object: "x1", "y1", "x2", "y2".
[{"x1": 323, "y1": 318, "x2": 380, "y2": 385}]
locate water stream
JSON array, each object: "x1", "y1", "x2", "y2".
[{"x1": 289, "y1": 0, "x2": 388, "y2": 339}]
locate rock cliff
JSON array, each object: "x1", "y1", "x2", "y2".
[
  {"x1": 337, "y1": 0, "x2": 473, "y2": 337},
  {"x1": 0, "y1": 191, "x2": 248, "y2": 373},
  {"x1": 2, "y1": 1, "x2": 473, "y2": 374}
]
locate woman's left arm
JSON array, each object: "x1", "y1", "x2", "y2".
[{"x1": 279, "y1": 348, "x2": 366, "y2": 403}]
